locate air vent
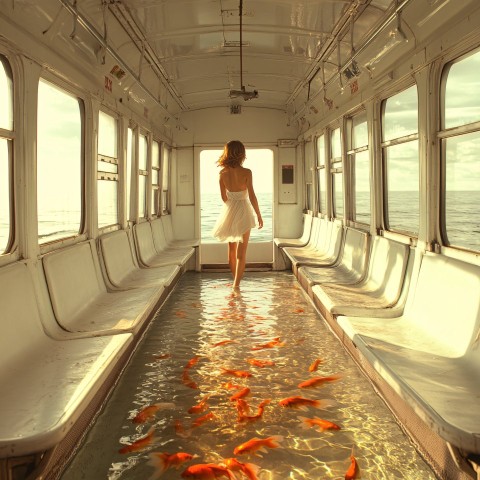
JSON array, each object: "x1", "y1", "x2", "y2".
[
  {"x1": 277, "y1": 139, "x2": 297, "y2": 147},
  {"x1": 230, "y1": 105, "x2": 242, "y2": 114}
]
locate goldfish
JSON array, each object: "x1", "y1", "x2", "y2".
[
  {"x1": 118, "y1": 426, "x2": 156, "y2": 454},
  {"x1": 220, "y1": 367, "x2": 252, "y2": 378},
  {"x1": 238, "y1": 399, "x2": 270, "y2": 423},
  {"x1": 298, "y1": 374, "x2": 341, "y2": 388},
  {"x1": 235, "y1": 398, "x2": 251, "y2": 416},
  {"x1": 251, "y1": 337, "x2": 285, "y2": 351},
  {"x1": 182, "y1": 370, "x2": 199, "y2": 389},
  {"x1": 148, "y1": 451, "x2": 197, "y2": 478},
  {"x1": 246, "y1": 358, "x2": 275, "y2": 368},
  {"x1": 294, "y1": 308, "x2": 305, "y2": 313},
  {"x1": 233, "y1": 435, "x2": 283, "y2": 456},
  {"x1": 345, "y1": 449, "x2": 360, "y2": 479},
  {"x1": 223, "y1": 458, "x2": 260, "y2": 480},
  {"x1": 174, "y1": 419, "x2": 191, "y2": 438},
  {"x1": 185, "y1": 356, "x2": 201, "y2": 369},
  {"x1": 212, "y1": 339, "x2": 237, "y2": 348},
  {"x1": 308, "y1": 358, "x2": 323, "y2": 372},
  {"x1": 221, "y1": 382, "x2": 242, "y2": 390},
  {"x1": 191, "y1": 412, "x2": 216, "y2": 428},
  {"x1": 188, "y1": 395, "x2": 210, "y2": 414},
  {"x1": 278, "y1": 396, "x2": 332, "y2": 411},
  {"x1": 175, "y1": 310, "x2": 188, "y2": 318},
  {"x1": 181, "y1": 463, "x2": 236, "y2": 479},
  {"x1": 298, "y1": 416, "x2": 341, "y2": 432},
  {"x1": 132, "y1": 402, "x2": 175, "y2": 423},
  {"x1": 229, "y1": 387, "x2": 250, "y2": 401}
]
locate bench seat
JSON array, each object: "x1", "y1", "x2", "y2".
[
  {"x1": 160, "y1": 215, "x2": 200, "y2": 248},
  {"x1": 297, "y1": 228, "x2": 369, "y2": 296},
  {"x1": 135, "y1": 221, "x2": 194, "y2": 268},
  {"x1": 98, "y1": 230, "x2": 180, "y2": 290},
  {"x1": 312, "y1": 236, "x2": 409, "y2": 319},
  {"x1": 274, "y1": 213, "x2": 313, "y2": 247},
  {"x1": 42, "y1": 241, "x2": 162, "y2": 335},
  {"x1": 337, "y1": 253, "x2": 480, "y2": 454},
  {"x1": 0, "y1": 262, "x2": 132, "y2": 458}
]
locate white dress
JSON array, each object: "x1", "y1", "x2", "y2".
[{"x1": 212, "y1": 190, "x2": 256, "y2": 243}]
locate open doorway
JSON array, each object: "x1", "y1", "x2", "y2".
[{"x1": 199, "y1": 148, "x2": 274, "y2": 264}]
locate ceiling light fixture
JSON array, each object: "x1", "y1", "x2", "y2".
[{"x1": 229, "y1": 0, "x2": 258, "y2": 101}]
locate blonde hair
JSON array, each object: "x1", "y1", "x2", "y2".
[{"x1": 217, "y1": 140, "x2": 246, "y2": 168}]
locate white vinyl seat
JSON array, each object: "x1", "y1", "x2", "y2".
[{"x1": 274, "y1": 213, "x2": 313, "y2": 247}]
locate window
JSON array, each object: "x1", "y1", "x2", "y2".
[
  {"x1": 97, "y1": 111, "x2": 118, "y2": 228},
  {"x1": 347, "y1": 111, "x2": 370, "y2": 225},
  {"x1": 37, "y1": 79, "x2": 83, "y2": 243},
  {"x1": 304, "y1": 142, "x2": 314, "y2": 211},
  {"x1": 162, "y1": 145, "x2": 171, "y2": 214},
  {"x1": 126, "y1": 127, "x2": 134, "y2": 222},
  {"x1": 330, "y1": 127, "x2": 343, "y2": 218},
  {"x1": 441, "y1": 49, "x2": 480, "y2": 251},
  {"x1": 0, "y1": 55, "x2": 13, "y2": 253},
  {"x1": 382, "y1": 85, "x2": 419, "y2": 235},
  {"x1": 316, "y1": 135, "x2": 326, "y2": 214},
  {"x1": 151, "y1": 140, "x2": 161, "y2": 216},
  {"x1": 138, "y1": 133, "x2": 148, "y2": 218}
]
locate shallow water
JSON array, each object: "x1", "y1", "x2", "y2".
[{"x1": 61, "y1": 272, "x2": 437, "y2": 480}]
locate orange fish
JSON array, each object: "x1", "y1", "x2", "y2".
[
  {"x1": 221, "y1": 382, "x2": 242, "y2": 390},
  {"x1": 230, "y1": 387, "x2": 250, "y2": 402},
  {"x1": 188, "y1": 395, "x2": 210, "y2": 414},
  {"x1": 235, "y1": 398, "x2": 251, "y2": 416},
  {"x1": 212, "y1": 339, "x2": 237, "y2": 348},
  {"x1": 148, "y1": 451, "x2": 197, "y2": 476},
  {"x1": 246, "y1": 358, "x2": 275, "y2": 368},
  {"x1": 233, "y1": 435, "x2": 283, "y2": 456},
  {"x1": 223, "y1": 458, "x2": 260, "y2": 480},
  {"x1": 251, "y1": 337, "x2": 285, "y2": 351},
  {"x1": 182, "y1": 370, "x2": 199, "y2": 389},
  {"x1": 220, "y1": 367, "x2": 252, "y2": 378},
  {"x1": 298, "y1": 416, "x2": 341, "y2": 432},
  {"x1": 294, "y1": 308, "x2": 305, "y2": 313},
  {"x1": 132, "y1": 402, "x2": 175, "y2": 423},
  {"x1": 181, "y1": 463, "x2": 236, "y2": 479},
  {"x1": 191, "y1": 412, "x2": 216, "y2": 428},
  {"x1": 185, "y1": 356, "x2": 201, "y2": 369},
  {"x1": 345, "y1": 450, "x2": 360, "y2": 480},
  {"x1": 118, "y1": 427, "x2": 156, "y2": 454},
  {"x1": 298, "y1": 374, "x2": 341, "y2": 388},
  {"x1": 238, "y1": 399, "x2": 270, "y2": 423},
  {"x1": 175, "y1": 310, "x2": 188, "y2": 318},
  {"x1": 278, "y1": 396, "x2": 332, "y2": 411},
  {"x1": 174, "y1": 419, "x2": 191, "y2": 438},
  {"x1": 308, "y1": 358, "x2": 323, "y2": 372}
]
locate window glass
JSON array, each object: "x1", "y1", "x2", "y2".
[
  {"x1": 354, "y1": 150, "x2": 370, "y2": 224},
  {"x1": 316, "y1": 135, "x2": 326, "y2": 213},
  {"x1": 0, "y1": 57, "x2": 13, "y2": 130},
  {"x1": 37, "y1": 80, "x2": 82, "y2": 243},
  {"x1": 383, "y1": 85, "x2": 418, "y2": 141},
  {"x1": 444, "y1": 131, "x2": 480, "y2": 251},
  {"x1": 139, "y1": 133, "x2": 148, "y2": 218},
  {"x1": 151, "y1": 140, "x2": 161, "y2": 215},
  {"x1": 97, "y1": 111, "x2": 118, "y2": 227},
  {"x1": 330, "y1": 128, "x2": 343, "y2": 219},
  {"x1": 162, "y1": 146, "x2": 170, "y2": 213},
  {"x1": 333, "y1": 171, "x2": 344, "y2": 218},
  {"x1": 444, "y1": 50, "x2": 480, "y2": 129},
  {"x1": 382, "y1": 85, "x2": 419, "y2": 235},
  {"x1": 353, "y1": 112, "x2": 368, "y2": 148},
  {"x1": 126, "y1": 128, "x2": 133, "y2": 221},
  {"x1": 331, "y1": 128, "x2": 341, "y2": 159},
  {"x1": 0, "y1": 56, "x2": 13, "y2": 253}
]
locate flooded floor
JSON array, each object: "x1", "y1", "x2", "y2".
[{"x1": 61, "y1": 272, "x2": 437, "y2": 480}]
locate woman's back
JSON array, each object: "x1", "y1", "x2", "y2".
[{"x1": 220, "y1": 166, "x2": 250, "y2": 192}]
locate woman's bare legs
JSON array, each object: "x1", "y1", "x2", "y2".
[
  {"x1": 228, "y1": 242, "x2": 237, "y2": 277},
  {"x1": 233, "y1": 230, "x2": 250, "y2": 288}
]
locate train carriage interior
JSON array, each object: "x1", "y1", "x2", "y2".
[{"x1": 1, "y1": 0, "x2": 480, "y2": 479}]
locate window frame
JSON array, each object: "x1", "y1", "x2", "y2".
[{"x1": 329, "y1": 125, "x2": 344, "y2": 219}]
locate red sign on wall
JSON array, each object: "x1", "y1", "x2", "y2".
[{"x1": 104, "y1": 76, "x2": 113, "y2": 93}]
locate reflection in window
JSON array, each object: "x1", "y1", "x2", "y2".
[
  {"x1": 138, "y1": 133, "x2": 148, "y2": 218},
  {"x1": 97, "y1": 111, "x2": 118, "y2": 228},
  {"x1": 441, "y1": 50, "x2": 480, "y2": 252},
  {"x1": 151, "y1": 140, "x2": 161, "y2": 216},
  {"x1": 316, "y1": 135, "x2": 326, "y2": 214},
  {"x1": 382, "y1": 85, "x2": 419, "y2": 234},
  {"x1": 126, "y1": 128, "x2": 134, "y2": 222},
  {"x1": 0, "y1": 56, "x2": 13, "y2": 253},
  {"x1": 348, "y1": 112, "x2": 370, "y2": 225},
  {"x1": 330, "y1": 128, "x2": 343, "y2": 218},
  {"x1": 37, "y1": 80, "x2": 83, "y2": 243}
]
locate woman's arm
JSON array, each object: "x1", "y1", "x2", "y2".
[
  {"x1": 219, "y1": 174, "x2": 228, "y2": 203},
  {"x1": 246, "y1": 169, "x2": 263, "y2": 229}
]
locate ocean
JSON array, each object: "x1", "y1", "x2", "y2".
[{"x1": 0, "y1": 191, "x2": 478, "y2": 251}]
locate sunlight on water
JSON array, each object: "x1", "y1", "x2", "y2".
[{"x1": 61, "y1": 272, "x2": 437, "y2": 480}]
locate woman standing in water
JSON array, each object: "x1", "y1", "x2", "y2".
[{"x1": 212, "y1": 140, "x2": 263, "y2": 289}]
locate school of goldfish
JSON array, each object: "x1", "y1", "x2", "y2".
[{"x1": 116, "y1": 281, "x2": 361, "y2": 480}]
